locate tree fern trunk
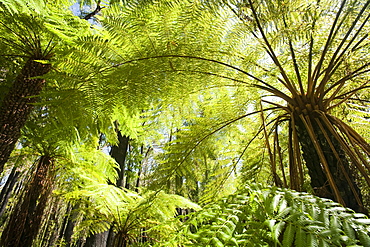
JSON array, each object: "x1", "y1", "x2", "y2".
[
  {"x1": 61, "y1": 203, "x2": 82, "y2": 247},
  {"x1": 0, "y1": 59, "x2": 51, "y2": 173},
  {"x1": 0, "y1": 155, "x2": 54, "y2": 247},
  {"x1": 106, "y1": 226, "x2": 115, "y2": 247},
  {"x1": 110, "y1": 129, "x2": 129, "y2": 188},
  {"x1": 106, "y1": 131, "x2": 130, "y2": 246},
  {"x1": 38, "y1": 197, "x2": 60, "y2": 247},
  {"x1": 85, "y1": 130, "x2": 129, "y2": 246},
  {"x1": 295, "y1": 118, "x2": 365, "y2": 213},
  {"x1": 84, "y1": 231, "x2": 109, "y2": 247},
  {"x1": 0, "y1": 166, "x2": 20, "y2": 217}
]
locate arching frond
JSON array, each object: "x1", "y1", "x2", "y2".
[
  {"x1": 61, "y1": 175, "x2": 201, "y2": 245},
  {"x1": 176, "y1": 184, "x2": 370, "y2": 247}
]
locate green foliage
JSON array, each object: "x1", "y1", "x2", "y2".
[
  {"x1": 0, "y1": 0, "x2": 90, "y2": 57},
  {"x1": 2, "y1": 0, "x2": 370, "y2": 246},
  {"x1": 0, "y1": 0, "x2": 46, "y2": 15},
  {"x1": 146, "y1": 88, "x2": 267, "y2": 203},
  {"x1": 177, "y1": 184, "x2": 370, "y2": 247},
  {"x1": 128, "y1": 0, "x2": 370, "y2": 211},
  {"x1": 61, "y1": 171, "x2": 201, "y2": 245}
]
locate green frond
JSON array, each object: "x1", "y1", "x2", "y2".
[
  {"x1": 174, "y1": 184, "x2": 370, "y2": 247},
  {"x1": 0, "y1": 1, "x2": 90, "y2": 60},
  {"x1": 61, "y1": 176, "x2": 201, "y2": 245},
  {"x1": 0, "y1": 0, "x2": 46, "y2": 15}
]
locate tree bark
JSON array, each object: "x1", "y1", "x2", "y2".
[
  {"x1": 106, "y1": 226, "x2": 115, "y2": 247},
  {"x1": 0, "y1": 166, "x2": 20, "y2": 217},
  {"x1": 60, "y1": 203, "x2": 82, "y2": 247},
  {"x1": 84, "y1": 231, "x2": 109, "y2": 247},
  {"x1": 106, "y1": 130, "x2": 129, "y2": 246},
  {"x1": 0, "y1": 155, "x2": 55, "y2": 247},
  {"x1": 84, "y1": 130, "x2": 129, "y2": 246},
  {"x1": 296, "y1": 118, "x2": 365, "y2": 213},
  {"x1": 83, "y1": 1, "x2": 104, "y2": 20},
  {"x1": 110, "y1": 128, "x2": 129, "y2": 188},
  {"x1": 0, "y1": 59, "x2": 51, "y2": 173}
]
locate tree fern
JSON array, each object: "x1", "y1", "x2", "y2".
[
  {"x1": 109, "y1": 0, "x2": 370, "y2": 213},
  {"x1": 60, "y1": 170, "x2": 201, "y2": 246},
  {"x1": 0, "y1": 0, "x2": 92, "y2": 172}
]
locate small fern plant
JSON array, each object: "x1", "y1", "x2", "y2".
[
  {"x1": 175, "y1": 184, "x2": 370, "y2": 247},
  {"x1": 60, "y1": 166, "x2": 201, "y2": 247}
]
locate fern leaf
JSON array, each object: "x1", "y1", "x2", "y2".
[
  {"x1": 277, "y1": 199, "x2": 288, "y2": 215},
  {"x1": 319, "y1": 209, "x2": 330, "y2": 227},
  {"x1": 211, "y1": 236, "x2": 224, "y2": 247},
  {"x1": 216, "y1": 230, "x2": 232, "y2": 242},
  {"x1": 358, "y1": 231, "x2": 370, "y2": 247},
  {"x1": 175, "y1": 184, "x2": 370, "y2": 247},
  {"x1": 228, "y1": 237, "x2": 239, "y2": 246},
  {"x1": 295, "y1": 227, "x2": 306, "y2": 247},
  {"x1": 329, "y1": 215, "x2": 339, "y2": 230},
  {"x1": 342, "y1": 221, "x2": 356, "y2": 240},
  {"x1": 282, "y1": 223, "x2": 295, "y2": 247},
  {"x1": 318, "y1": 238, "x2": 330, "y2": 247},
  {"x1": 272, "y1": 194, "x2": 283, "y2": 213},
  {"x1": 272, "y1": 221, "x2": 285, "y2": 243},
  {"x1": 224, "y1": 220, "x2": 236, "y2": 233},
  {"x1": 307, "y1": 233, "x2": 319, "y2": 247},
  {"x1": 354, "y1": 218, "x2": 370, "y2": 225},
  {"x1": 0, "y1": 0, "x2": 46, "y2": 15},
  {"x1": 277, "y1": 206, "x2": 292, "y2": 219}
]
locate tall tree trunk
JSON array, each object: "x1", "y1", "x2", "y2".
[
  {"x1": 0, "y1": 155, "x2": 55, "y2": 247},
  {"x1": 0, "y1": 59, "x2": 51, "y2": 173},
  {"x1": 60, "y1": 203, "x2": 82, "y2": 247},
  {"x1": 110, "y1": 128, "x2": 130, "y2": 188},
  {"x1": 85, "y1": 231, "x2": 110, "y2": 247},
  {"x1": 0, "y1": 166, "x2": 20, "y2": 217},
  {"x1": 85, "y1": 130, "x2": 130, "y2": 247},
  {"x1": 38, "y1": 196, "x2": 61, "y2": 247},
  {"x1": 107, "y1": 131, "x2": 130, "y2": 246},
  {"x1": 296, "y1": 118, "x2": 365, "y2": 213},
  {"x1": 106, "y1": 226, "x2": 115, "y2": 247}
]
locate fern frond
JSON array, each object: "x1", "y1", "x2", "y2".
[
  {"x1": 175, "y1": 184, "x2": 370, "y2": 247},
  {"x1": 0, "y1": 0, "x2": 46, "y2": 15}
]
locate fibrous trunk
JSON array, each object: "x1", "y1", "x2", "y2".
[
  {"x1": 84, "y1": 231, "x2": 110, "y2": 247},
  {"x1": 0, "y1": 59, "x2": 51, "y2": 173},
  {"x1": 85, "y1": 130, "x2": 129, "y2": 246},
  {"x1": 296, "y1": 118, "x2": 365, "y2": 213},
  {"x1": 0, "y1": 165, "x2": 20, "y2": 217},
  {"x1": 110, "y1": 128, "x2": 129, "y2": 188},
  {"x1": 0, "y1": 155, "x2": 55, "y2": 247}
]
